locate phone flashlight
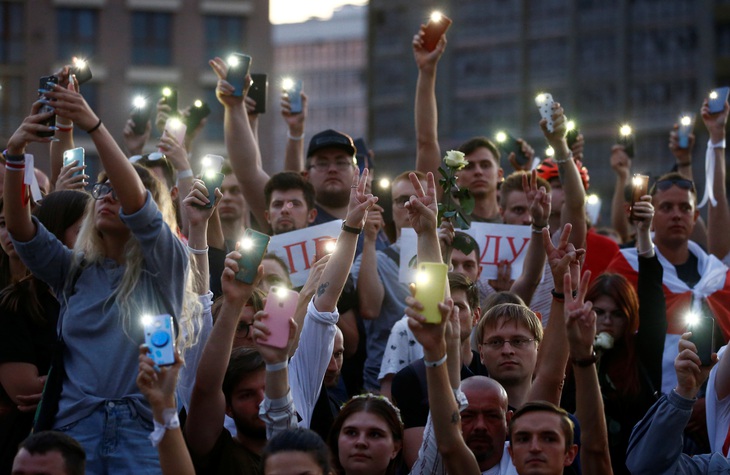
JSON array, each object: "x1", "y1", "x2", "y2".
[
  {"x1": 275, "y1": 287, "x2": 289, "y2": 299},
  {"x1": 677, "y1": 113, "x2": 695, "y2": 149},
  {"x1": 545, "y1": 146, "x2": 555, "y2": 157},
  {"x1": 71, "y1": 57, "x2": 92, "y2": 85},
  {"x1": 710, "y1": 91, "x2": 718, "y2": 100},
  {"x1": 619, "y1": 124, "x2": 632, "y2": 137},
  {"x1": 133, "y1": 96, "x2": 146, "y2": 109},
  {"x1": 495, "y1": 131, "x2": 508, "y2": 144},
  {"x1": 227, "y1": 54, "x2": 240, "y2": 67},
  {"x1": 566, "y1": 120, "x2": 576, "y2": 132},
  {"x1": 416, "y1": 271, "x2": 430, "y2": 285},
  {"x1": 618, "y1": 124, "x2": 634, "y2": 158},
  {"x1": 378, "y1": 178, "x2": 390, "y2": 190},
  {"x1": 167, "y1": 117, "x2": 183, "y2": 131},
  {"x1": 194, "y1": 99, "x2": 203, "y2": 108},
  {"x1": 535, "y1": 93, "x2": 548, "y2": 105},
  {"x1": 73, "y1": 58, "x2": 87, "y2": 70},
  {"x1": 141, "y1": 314, "x2": 153, "y2": 327},
  {"x1": 686, "y1": 311, "x2": 700, "y2": 327},
  {"x1": 587, "y1": 194, "x2": 600, "y2": 205},
  {"x1": 162, "y1": 87, "x2": 173, "y2": 98},
  {"x1": 282, "y1": 77, "x2": 294, "y2": 91},
  {"x1": 430, "y1": 11, "x2": 443, "y2": 22},
  {"x1": 629, "y1": 174, "x2": 649, "y2": 221},
  {"x1": 324, "y1": 240, "x2": 337, "y2": 254}
]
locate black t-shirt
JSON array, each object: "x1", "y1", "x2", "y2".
[{"x1": 674, "y1": 252, "x2": 701, "y2": 288}]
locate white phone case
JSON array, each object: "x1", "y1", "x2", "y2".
[{"x1": 535, "y1": 93, "x2": 555, "y2": 132}]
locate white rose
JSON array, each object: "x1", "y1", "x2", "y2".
[
  {"x1": 443, "y1": 150, "x2": 467, "y2": 170},
  {"x1": 594, "y1": 332, "x2": 614, "y2": 351}
]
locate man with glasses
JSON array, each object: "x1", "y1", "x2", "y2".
[{"x1": 608, "y1": 171, "x2": 730, "y2": 395}]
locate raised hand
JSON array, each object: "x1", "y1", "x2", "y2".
[
  {"x1": 221, "y1": 251, "x2": 263, "y2": 306},
  {"x1": 406, "y1": 293, "x2": 452, "y2": 354},
  {"x1": 701, "y1": 98, "x2": 729, "y2": 143},
  {"x1": 209, "y1": 57, "x2": 248, "y2": 108},
  {"x1": 540, "y1": 102, "x2": 569, "y2": 149},
  {"x1": 404, "y1": 171, "x2": 438, "y2": 235},
  {"x1": 508, "y1": 138, "x2": 535, "y2": 172},
  {"x1": 252, "y1": 310, "x2": 298, "y2": 365},
  {"x1": 543, "y1": 223, "x2": 585, "y2": 294},
  {"x1": 280, "y1": 90, "x2": 308, "y2": 130},
  {"x1": 182, "y1": 179, "x2": 222, "y2": 226},
  {"x1": 55, "y1": 158, "x2": 87, "y2": 191},
  {"x1": 488, "y1": 261, "x2": 513, "y2": 292},
  {"x1": 44, "y1": 83, "x2": 99, "y2": 132},
  {"x1": 564, "y1": 270, "x2": 594, "y2": 360},
  {"x1": 363, "y1": 204, "x2": 385, "y2": 241},
  {"x1": 6, "y1": 101, "x2": 57, "y2": 154},
  {"x1": 610, "y1": 145, "x2": 632, "y2": 182},
  {"x1": 524, "y1": 169, "x2": 550, "y2": 228},
  {"x1": 412, "y1": 24, "x2": 447, "y2": 72},
  {"x1": 136, "y1": 344, "x2": 182, "y2": 411},
  {"x1": 674, "y1": 333, "x2": 718, "y2": 399},
  {"x1": 669, "y1": 124, "x2": 695, "y2": 164},
  {"x1": 631, "y1": 196, "x2": 654, "y2": 234},
  {"x1": 156, "y1": 128, "x2": 190, "y2": 172},
  {"x1": 344, "y1": 168, "x2": 378, "y2": 229}
]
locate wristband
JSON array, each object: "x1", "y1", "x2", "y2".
[
  {"x1": 553, "y1": 151, "x2": 573, "y2": 164},
  {"x1": 287, "y1": 131, "x2": 305, "y2": 141},
  {"x1": 187, "y1": 245, "x2": 209, "y2": 255},
  {"x1": 341, "y1": 221, "x2": 363, "y2": 235},
  {"x1": 266, "y1": 360, "x2": 288, "y2": 372},
  {"x1": 3, "y1": 152, "x2": 25, "y2": 164},
  {"x1": 571, "y1": 351, "x2": 597, "y2": 367},
  {"x1": 637, "y1": 245, "x2": 655, "y2": 257},
  {"x1": 85, "y1": 118, "x2": 102, "y2": 134},
  {"x1": 5, "y1": 162, "x2": 25, "y2": 172},
  {"x1": 176, "y1": 169, "x2": 194, "y2": 180},
  {"x1": 531, "y1": 223, "x2": 549, "y2": 234},
  {"x1": 709, "y1": 139, "x2": 726, "y2": 149},
  {"x1": 551, "y1": 289, "x2": 577, "y2": 300},
  {"x1": 56, "y1": 124, "x2": 73, "y2": 133},
  {"x1": 424, "y1": 353, "x2": 447, "y2": 368},
  {"x1": 149, "y1": 408, "x2": 180, "y2": 447}
]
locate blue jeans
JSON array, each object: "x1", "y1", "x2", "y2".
[{"x1": 56, "y1": 399, "x2": 162, "y2": 475}]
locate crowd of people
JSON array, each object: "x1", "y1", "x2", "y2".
[{"x1": 3, "y1": 22, "x2": 730, "y2": 475}]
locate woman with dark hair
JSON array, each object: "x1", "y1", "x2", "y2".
[
  {"x1": 263, "y1": 428, "x2": 333, "y2": 475},
  {"x1": 0, "y1": 190, "x2": 90, "y2": 473},
  {"x1": 328, "y1": 394, "x2": 403, "y2": 475}
]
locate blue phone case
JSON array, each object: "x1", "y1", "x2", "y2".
[
  {"x1": 709, "y1": 87, "x2": 730, "y2": 114},
  {"x1": 144, "y1": 314, "x2": 175, "y2": 366}
]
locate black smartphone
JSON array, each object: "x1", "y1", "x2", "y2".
[
  {"x1": 200, "y1": 154, "x2": 224, "y2": 209},
  {"x1": 496, "y1": 131, "x2": 529, "y2": 167},
  {"x1": 185, "y1": 100, "x2": 211, "y2": 131},
  {"x1": 618, "y1": 125, "x2": 634, "y2": 158},
  {"x1": 236, "y1": 229, "x2": 271, "y2": 284},
  {"x1": 161, "y1": 87, "x2": 178, "y2": 115},
  {"x1": 688, "y1": 315, "x2": 715, "y2": 366},
  {"x1": 71, "y1": 58, "x2": 92, "y2": 85},
  {"x1": 566, "y1": 128, "x2": 580, "y2": 149},
  {"x1": 227, "y1": 53, "x2": 252, "y2": 98},
  {"x1": 354, "y1": 138, "x2": 369, "y2": 165},
  {"x1": 628, "y1": 174, "x2": 649, "y2": 221},
  {"x1": 249, "y1": 73, "x2": 268, "y2": 114},
  {"x1": 38, "y1": 75, "x2": 58, "y2": 138},
  {"x1": 131, "y1": 96, "x2": 152, "y2": 135},
  {"x1": 709, "y1": 87, "x2": 730, "y2": 114}
]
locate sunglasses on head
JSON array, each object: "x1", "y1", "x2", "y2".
[
  {"x1": 129, "y1": 152, "x2": 166, "y2": 163},
  {"x1": 653, "y1": 178, "x2": 695, "y2": 192}
]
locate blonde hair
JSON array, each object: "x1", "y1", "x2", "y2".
[{"x1": 70, "y1": 164, "x2": 201, "y2": 356}]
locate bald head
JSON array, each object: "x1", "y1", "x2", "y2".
[{"x1": 461, "y1": 376, "x2": 508, "y2": 404}]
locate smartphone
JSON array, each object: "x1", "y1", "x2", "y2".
[
  {"x1": 566, "y1": 128, "x2": 580, "y2": 149},
  {"x1": 618, "y1": 125, "x2": 634, "y2": 158},
  {"x1": 249, "y1": 74, "x2": 268, "y2": 114},
  {"x1": 131, "y1": 96, "x2": 152, "y2": 135},
  {"x1": 227, "y1": 53, "x2": 252, "y2": 98},
  {"x1": 354, "y1": 137, "x2": 369, "y2": 169},
  {"x1": 200, "y1": 154, "x2": 224, "y2": 209},
  {"x1": 38, "y1": 75, "x2": 58, "y2": 138},
  {"x1": 535, "y1": 93, "x2": 555, "y2": 133},
  {"x1": 677, "y1": 113, "x2": 695, "y2": 149},
  {"x1": 688, "y1": 315, "x2": 715, "y2": 366},
  {"x1": 185, "y1": 100, "x2": 211, "y2": 131},
  {"x1": 161, "y1": 117, "x2": 187, "y2": 152},
  {"x1": 414, "y1": 262, "x2": 449, "y2": 324},
  {"x1": 71, "y1": 58, "x2": 92, "y2": 85},
  {"x1": 629, "y1": 174, "x2": 649, "y2": 221},
  {"x1": 142, "y1": 314, "x2": 176, "y2": 366},
  {"x1": 63, "y1": 147, "x2": 85, "y2": 178},
  {"x1": 161, "y1": 87, "x2": 178, "y2": 115},
  {"x1": 423, "y1": 12, "x2": 452, "y2": 52},
  {"x1": 259, "y1": 287, "x2": 299, "y2": 348},
  {"x1": 236, "y1": 229, "x2": 271, "y2": 284},
  {"x1": 283, "y1": 78, "x2": 303, "y2": 114},
  {"x1": 496, "y1": 131, "x2": 528, "y2": 167},
  {"x1": 708, "y1": 87, "x2": 730, "y2": 114},
  {"x1": 314, "y1": 237, "x2": 337, "y2": 262}
]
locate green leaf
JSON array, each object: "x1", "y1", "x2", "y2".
[
  {"x1": 459, "y1": 194, "x2": 475, "y2": 216},
  {"x1": 438, "y1": 167, "x2": 449, "y2": 180},
  {"x1": 455, "y1": 212, "x2": 471, "y2": 230},
  {"x1": 443, "y1": 210, "x2": 456, "y2": 218}
]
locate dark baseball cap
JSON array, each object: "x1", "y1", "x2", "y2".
[{"x1": 307, "y1": 129, "x2": 356, "y2": 157}]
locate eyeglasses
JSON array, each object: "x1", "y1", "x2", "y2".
[
  {"x1": 129, "y1": 152, "x2": 166, "y2": 163},
  {"x1": 309, "y1": 159, "x2": 355, "y2": 171},
  {"x1": 653, "y1": 178, "x2": 695, "y2": 193},
  {"x1": 91, "y1": 183, "x2": 117, "y2": 201},
  {"x1": 482, "y1": 337, "x2": 536, "y2": 350},
  {"x1": 236, "y1": 320, "x2": 252, "y2": 338}
]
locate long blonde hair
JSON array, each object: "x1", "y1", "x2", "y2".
[{"x1": 70, "y1": 164, "x2": 201, "y2": 356}]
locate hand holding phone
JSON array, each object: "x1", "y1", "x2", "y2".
[
  {"x1": 142, "y1": 314, "x2": 176, "y2": 366},
  {"x1": 63, "y1": 147, "x2": 85, "y2": 178},
  {"x1": 535, "y1": 93, "x2": 555, "y2": 133},
  {"x1": 160, "y1": 117, "x2": 187, "y2": 153},
  {"x1": 495, "y1": 131, "x2": 529, "y2": 167},
  {"x1": 161, "y1": 87, "x2": 178, "y2": 116},
  {"x1": 414, "y1": 262, "x2": 449, "y2": 324},
  {"x1": 185, "y1": 100, "x2": 211, "y2": 131},
  {"x1": 227, "y1": 53, "x2": 252, "y2": 98},
  {"x1": 199, "y1": 154, "x2": 224, "y2": 209},
  {"x1": 629, "y1": 174, "x2": 649, "y2": 221},
  {"x1": 422, "y1": 11, "x2": 452, "y2": 52},
  {"x1": 618, "y1": 124, "x2": 634, "y2": 158},
  {"x1": 236, "y1": 229, "x2": 271, "y2": 284},
  {"x1": 249, "y1": 74, "x2": 268, "y2": 114},
  {"x1": 677, "y1": 113, "x2": 695, "y2": 149},
  {"x1": 314, "y1": 238, "x2": 337, "y2": 262},
  {"x1": 708, "y1": 87, "x2": 730, "y2": 114},
  {"x1": 282, "y1": 78, "x2": 303, "y2": 114},
  {"x1": 70, "y1": 57, "x2": 92, "y2": 85},
  {"x1": 131, "y1": 96, "x2": 152, "y2": 135},
  {"x1": 687, "y1": 314, "x2": 715, "y2": 366},
  {"x1": 37, "y1": 75, "x2": 59, "y2": 138},
  {"x1": 258, "y1": 287, "x2": 299, "y2": 348}
]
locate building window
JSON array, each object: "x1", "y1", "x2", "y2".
[
  {"x1": 131, "y1": 11, "x2": 173, "y2": 66},
  {"x1": 204, "y1": 15, "x2": 245, "y2": 61},
  {"x1": 0, "y1": 3, "x2": 24, "y2": 63},
  {"x1": 56, "y1": 8, "x2": 98, "y2": 61},
  {"x1": 0, "y1": 76, "x2": 24, "y2": 138}
]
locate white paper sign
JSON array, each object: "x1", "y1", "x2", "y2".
[
  {"x1": 398, "y1": 222, "x2": 534, "y2": 284},
  {"x1": 267, "y1": 220, "x2": 342, "y2": 287}
]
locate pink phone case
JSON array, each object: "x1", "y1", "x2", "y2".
[{"x1": 260, "y1": 287, "x2": 299, "y2": 348}]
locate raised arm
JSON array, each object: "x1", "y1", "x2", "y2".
[
  {"x1": 510, "y1": 170, "x2": 551, "y2": 304},
  {"x1": 413, "y1": 25, "x2": 447, "y2": 188},
  {"x1": 48, "y1": 66, "x2": 77, "y2": 187},
  {"x1": 48, "y1": 83, "x2": 146, "y2": 213},
  {"x1": 159, "y1": 131, "x2": 196, "y2": 237},
  {"x1": 405, "y1": 172, "x2": 442, "y2": 263},
  {"x1": 609, "y1": 145, "x2": 632, "y2": 243},
  {"x1": 313, "y1": 168, "x2": 377, "y2": 312},
  {"x1": 209, "y1": 57, "x2": 270, "y2": 228},
  {"x1": 185, "y1": 254, "x2": 260, "y2": 457},
  {"x1": 565, "y1": 273, "x2": 612, "y2": 475},
  {"x1": 356, "y1": 205, "x2": 385, "y2": 319},
  {"x1": 281, "y1": 91, "x2": 308, "y2": 172},
  {"x1": 701, "y1": 98, "x2": 730, "y2": 260},
  {"x1": 182, "y1": 179, "x2": 222, "y2": 294}
]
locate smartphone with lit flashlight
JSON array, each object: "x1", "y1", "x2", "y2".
[
  {"x1": 566, "y1": 127, "x2": 580, "y2": 149},
  {"x1": 284, "y1": 78, "x2": 303, "y2": 114},
  {"x1": 185, "y1": 100, "x2": 211, "y2": 131},
  {"x1": 259, "y1": 287, "x2": 299, "y2": 348},
  {"x1": 63, "y1": 147, "x2": 85, "y2": 177},
  {"x1": 142, "y1": 314, "x2": 176, "y2": 366},
  {"x1": 315, "y1": 237, "x2": 337, "y2": 262},
  {"x1": 677, "y1": 113, "x2": 695, "y2": 149},
  {"x1": 689, "y1": 315, "x2": 715, "y2": 366},
  {"x1": 414, "y1": 262, "x2": 449, "y2": 324},
  {"x1": 236, "y1": 228, "x2": 271, "y2": 284},
  {"x1": 496, "y1": 131, "x2": 529, "y2": 167},
  {"x1": 629, "y1": 174, "x2": 649, "y2": 221},
  {"x1": 71, "y1": 58, "x2": 92, "y2": 85},
  {"x1": 38, "y1": 75, "x2": 58, "y2": 138},
  {"x1": 162, "y1": 117, "x2": 187, "y2": 148},
  {"x1": 535, "y1": 93, "x2": 555, "y2": 133},
  {"x1": 161, "y1": 87, "x2": 178, "y2": 115},
  {"x1": 618, "y1": 125, "x2": 634, "y2": 158},
  {"x1": 200, "y1": 154, "x2": 224, "y2": 209},
  {"x1": 131, "y1": 97, "x2": 152, "y2": 135},
  {"x1": 423, "y1": 12, "x2": 452, "y2": 52},
  {"x1": 227, "y1": 53, "x2": 252, "y2": 98},
  {"x1": 249, "y1": 74, "x2": 268, "y2": 114},
  {"x1": 709, "y1": 87, "x2": 730, "y2": 114}
]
